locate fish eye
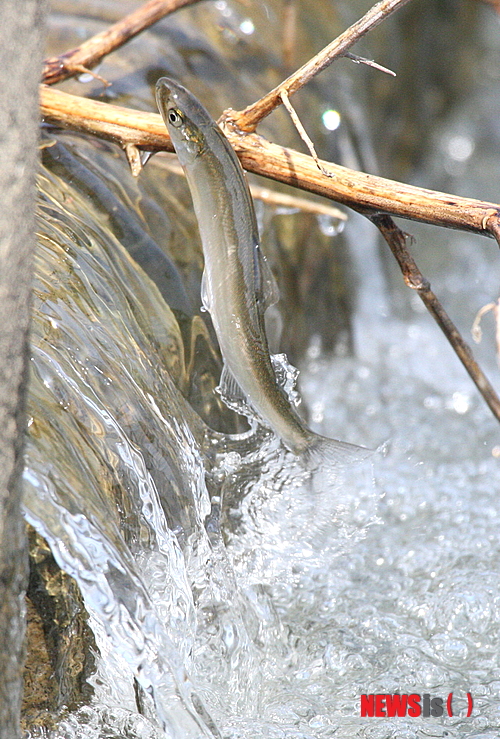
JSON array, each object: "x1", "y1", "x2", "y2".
[{"x1": 168, "y1": 108, "x2": 183, "y2": 127}]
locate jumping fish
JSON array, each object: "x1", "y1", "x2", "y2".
[{"x1": 156, "y1": 77, "x2": 370, "y2": 472}]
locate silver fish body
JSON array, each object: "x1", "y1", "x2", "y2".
[{"x1": 156, "y1": 77, "x2": 368, "y2": 468}]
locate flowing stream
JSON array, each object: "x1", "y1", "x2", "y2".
[{"x1": 25, "y1": 1, "x2": 500, "y2": 737}]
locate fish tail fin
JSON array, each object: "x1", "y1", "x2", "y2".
[
  {"x1": 289, "y1": 433, "x2": 378, "y2": 547},
  {"x1": 299, "y1": 433, "x2": 374, "y2": 490},
  {"x1": 304, "y1": 433, "x2": 373, "y2": 469}
]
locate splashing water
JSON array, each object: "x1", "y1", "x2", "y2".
[{"x1": 25, "y1": 141, "x2": 384, "y2": 738}]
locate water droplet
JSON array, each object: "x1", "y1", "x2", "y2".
[
  {"x1": 447, "y1": 134, "x2": 474, "y2": 162},
  {"x1": 449, "y1": 391, "x2": 471, "y2": 414},
  {"x1": 239, "y1": 18, "x2": 255, "y2": 35},
  {"x1": 321, "y1": 109, "x2": 341, "y2": 131}
]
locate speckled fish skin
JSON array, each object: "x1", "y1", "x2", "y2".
[{"x1": 156, "y1": 77, "x2": 368, "y2": 468}]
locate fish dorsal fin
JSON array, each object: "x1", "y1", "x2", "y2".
[
  {"x1": 254, "y1": 244, "x2": 280, "y2": 313},
  {"x1": 200, "y1": 268, "x2": 212, "y2": 312}
]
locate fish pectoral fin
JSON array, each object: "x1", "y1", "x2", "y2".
[
  {"x1": 217, "y1": 364, "x2": 248, "y2": 406},
  {"x1": 255, "y1": 245, "x2": 280, "y2": 312},
  {"x1": 200, "y1": 269, "x2": 212, "y2": 312},
  {"x1": 216, "y1": 364, "x2": 254, "y2": 418}
]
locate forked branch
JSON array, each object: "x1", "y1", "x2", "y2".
[{"x1": 40, "y1": 85, "x2": 500, "y2": 241}]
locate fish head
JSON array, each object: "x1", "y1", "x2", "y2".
[{"x1": 156, "y1": 77, "x2": 212, "y2": 164}]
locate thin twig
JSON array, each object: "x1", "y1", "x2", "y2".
[
  {"x1": 250, "y1": 185, "x2": 346, "y2": 220},
  {"x1": 69, "y1": 64, "x2": 112, "y2": 86},
  {"x1": 344, "y1": 52, "x2": 396, "y2": 76},
  {"x1": 371, "y1": 213, "x2": 500, "y2": 423},
  {"x1": 279, "y1": 90, "x2": 330, "y2": 176},
  {"x1": 125, "y1": 143, "x2": 144, "y2": 176},
  {"x1": 472, "y1": 302, "x2": 497, "y2": 343},
  {"x1": 39, "y1": 85, "x2": 500, "y2": 239},
  {"x1": 42, "y1": 0, "x2": 203, "y2": 85},
  {"x1": 227, "y1": 0, "x2": 413, "y2": 132},
  {"x1": 472, "y1": 299, "x2": 500, "y2": 368}
]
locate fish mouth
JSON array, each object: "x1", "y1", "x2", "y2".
[
  {"x1": 156, "y1": 77, "x2": 214, "y2": 132},
  {"x1": 155, "y1": 76, "x2": 174, "y2": 110},
  {"x1": 155, "y1": 76, "x2": 188, "y2": 111}
]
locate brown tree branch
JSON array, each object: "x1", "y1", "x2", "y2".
[
  {"x1": 39, "y1": 86, "x2": 500, "y2": 241},
  {"x1": 232, "y1": 131, "x2": 500, "y2": 238},
  {"x1": 371, "y1": 214, "x2": 500, "y2": 422},
  {"x1": 486, "y1": 213, "x2": 500, "y2": 249},
  {"x1": 226, "y1": 0, "x2": 414, "y2": 132},
  {"x1": 40, "y1": 85, "x2": 170, "y2": 147},
  {"x1": 42, "y1": 0, "x2": 203, "y2": 85}
]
